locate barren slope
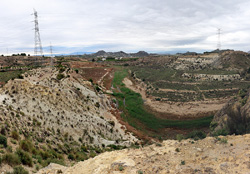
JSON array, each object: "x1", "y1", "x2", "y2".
[
  {"x1": 0, "y1": 68, "x2": 137, "y2": 146},
  {"x1": 37, "y1": 134, "x2": 250, "y2": 174}
]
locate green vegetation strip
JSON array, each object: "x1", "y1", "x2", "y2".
[
  {"x1": 112, "y1": 68, "x2": 213, "y2": 130},
  {"x1": 0, "y1": 70, "x2": 26, "y2": 83}
]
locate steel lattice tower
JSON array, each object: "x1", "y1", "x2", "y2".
[{"x1": 33, "y1": 9, "x2": 43, "y2": 56}]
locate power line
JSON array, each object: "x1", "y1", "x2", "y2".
[{"x1": 32, "y1": 9, "x2": 43, "y2": 56}]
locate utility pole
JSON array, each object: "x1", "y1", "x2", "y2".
[
  {"x1": 50, "y1": 42, "x2": 53, "y2": 67},
  {"x1": 33, "y1": 9, "x2": 43, "y2": 56},
  {"x1": 217, "y1": 28, "x2": 221, "y2": 50}
]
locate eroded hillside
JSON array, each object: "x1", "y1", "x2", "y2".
[{"x1": 0, "y1": 67, "x2": 138, "y2": 173}]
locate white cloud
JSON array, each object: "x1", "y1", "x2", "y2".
[{"x1": 0, "y1": 0, "x2": 250, "y2": 55}]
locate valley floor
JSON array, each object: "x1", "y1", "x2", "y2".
[{"x1": 123, "y1": 77, "x2": 229, "y2": 119}]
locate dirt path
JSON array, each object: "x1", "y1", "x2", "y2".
[{"x1": 123, "y1": 77, "x2": 229, "y2": 119}]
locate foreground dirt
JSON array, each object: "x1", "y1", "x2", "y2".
[
  {"x1": 123, "y1": 78, "x2": 229, "y2": 119},
  {"x1": 37, "y1": 134, "x2": 250, "y2": 174}
]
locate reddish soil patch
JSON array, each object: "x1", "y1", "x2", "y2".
[
  {"x1": 102, "y1": 69, "x2": 114, "y2": 90},
  {"x1": 67, "y1": 61, "x2": 104, "y2": 69},
  {"x1": 67, "y1": 61, "x2": 114, "y2": 90}
]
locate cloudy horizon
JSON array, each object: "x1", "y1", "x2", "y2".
[{"x1": 0, "y1": 0, "x2": 250, "y2": 55}]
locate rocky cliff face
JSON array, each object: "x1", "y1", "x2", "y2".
[
  {"x1": 0, "y1": 68, "x2": 137, "y2": 146},
  {"x1": 210, "y1": 89, "x2": 250, "y2": 135},
  {"x1": 37, "y1": 134, "x2": 250, "y2": 174}
]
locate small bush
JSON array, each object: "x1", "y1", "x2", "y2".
[
  {"x1": 17, "y1": 74, "x2": 24, "y2": 79},
  {"x1": 213, "y1": 129, "x2": 229, "y2": 136},
  {"x1": 12, "y1": 166, "x2": 29, "y2": 174},
  {"x1": 56, "y1": 73, "x2": 65, "y2": 80},
  {"x1": 95, "y1": 86, "x2": 101, "y2": 92},
  {"x1": 20, "y1": 140, "x2": 33, "y2": 152},
  {"x1": 176, "y1": 134, "x2": 184, "y2": 142},
  {"x1": 119, "y1": 165, "x2": 124, "y2": 171},
  {"x1": 216, "y1": 137, "x2": 228, "y2": 144},
  {"x1": 68, "y1": 154, "x2": 75, "y2": 160},
  {"x1": 0, "y1": 135, "x2": 7, "y2": 147},
  {"x1": 11, "y1": 130, "x2": 20, "y2": 140},
  {"x1": 210, "y1": 122, "x2": 218, "y2": 132},
  {"x1": 41, "y1": 158, "x2": 65, "y2": 167},
  {"x1": 59, "y1": 67, "x2": 65, "y2": 73},
  {"x1": 16, "y1": 149, "x2": 33, "y2": 167},
  {"x1": 75, "y1": 151, "x2": 88, "y2": 161},
  {"x1": 75, "y1": 69, "x2": 79, "y2": 73},
  {"x1": 108, "y1": 121, "x2": 115, "y2": 126},
  {"x1": 2, "y1": 153, "x2": 21, "y2": 166},
  {"x1": 186, "y1": 131, "x2": 206, "y2": 140}
]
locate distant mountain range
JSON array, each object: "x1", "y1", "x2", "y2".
[{"x1": 91, "y1": 50, "x2": 150, "y2": 58}]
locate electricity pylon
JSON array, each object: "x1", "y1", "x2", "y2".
[{"x1": 33, "y1": 9, "x2": 43, "y2": 56}]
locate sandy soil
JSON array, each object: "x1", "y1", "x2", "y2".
[
  {"x1": 37, "y1": 134, "x2": 250, "y2": 174},
  {"x1": 123, "y1": 78, "x2": 229, "y2": 119}
]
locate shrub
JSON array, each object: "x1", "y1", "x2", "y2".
[
  {"x1": 11, "y1": 130, "x2": 20, "y2": 140},
  {"x1": 12, "y1": 166, "x2": 29, "y2": 174},
  {"x1": 108, "y1": 121, "x2": 115, "y2": 126},
  {"x1": 213, "y1": 129, "x2": 229, "y2": 136},
  {"x1": 56, "y1": 73, "x2": 65, "y2": 80},
  {"x1": 41, "y1": 158, "x2": 65, "y2": 167},
  {"x1": 176, "y1": 134, "x2": 184, "y2": 142},
  {"x1": 119, "y1": 165, "x2": 124, "y2": 171},
  {"x1": 68, "y1": 153, "x2": 75, "y2": 160},
  {"x1": 220, "y1": 138, "x2": 228, "y2": 144},
  {"x1": 59, "y1": 67, "x2": 65, "y2": 73},
  {"x1": 17, "y1": 74, "x2": 24, "y2": 79},
  {"x1": 75, "y1": 69, "x2": 79, "y2": 73},
  {"x1": 2, "y1": 153, "x2": 21, "y2": 166},
  {"x1": 95, "y1": 86, "x2": 101, "y2": 92},
  {"x1": 210, "y1": 122, "x2": 218, "y2": 132},
  {"x1": 20, "y1": 140, "x2": 33, "y2": 152},
  {"x1": 16, "y1": 149, "x2": 33, "y2": 167},
  {"x1": 75, "y1": 151, "x2": 87, "y2": 161},
  {"x1": 186, "y1": 131, "x2": 206, "y2": 140},
  {"x1": 0, "y1": 135, "x2": 7, "y2": 147}
]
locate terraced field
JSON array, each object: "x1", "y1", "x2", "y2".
[{"x1": 129, "y1": 66, "x2": 250, "y2": 102}]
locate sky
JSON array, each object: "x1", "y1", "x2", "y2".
[{"x1": 0, "y1": 0, "x2": 250, "y2": 55}]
